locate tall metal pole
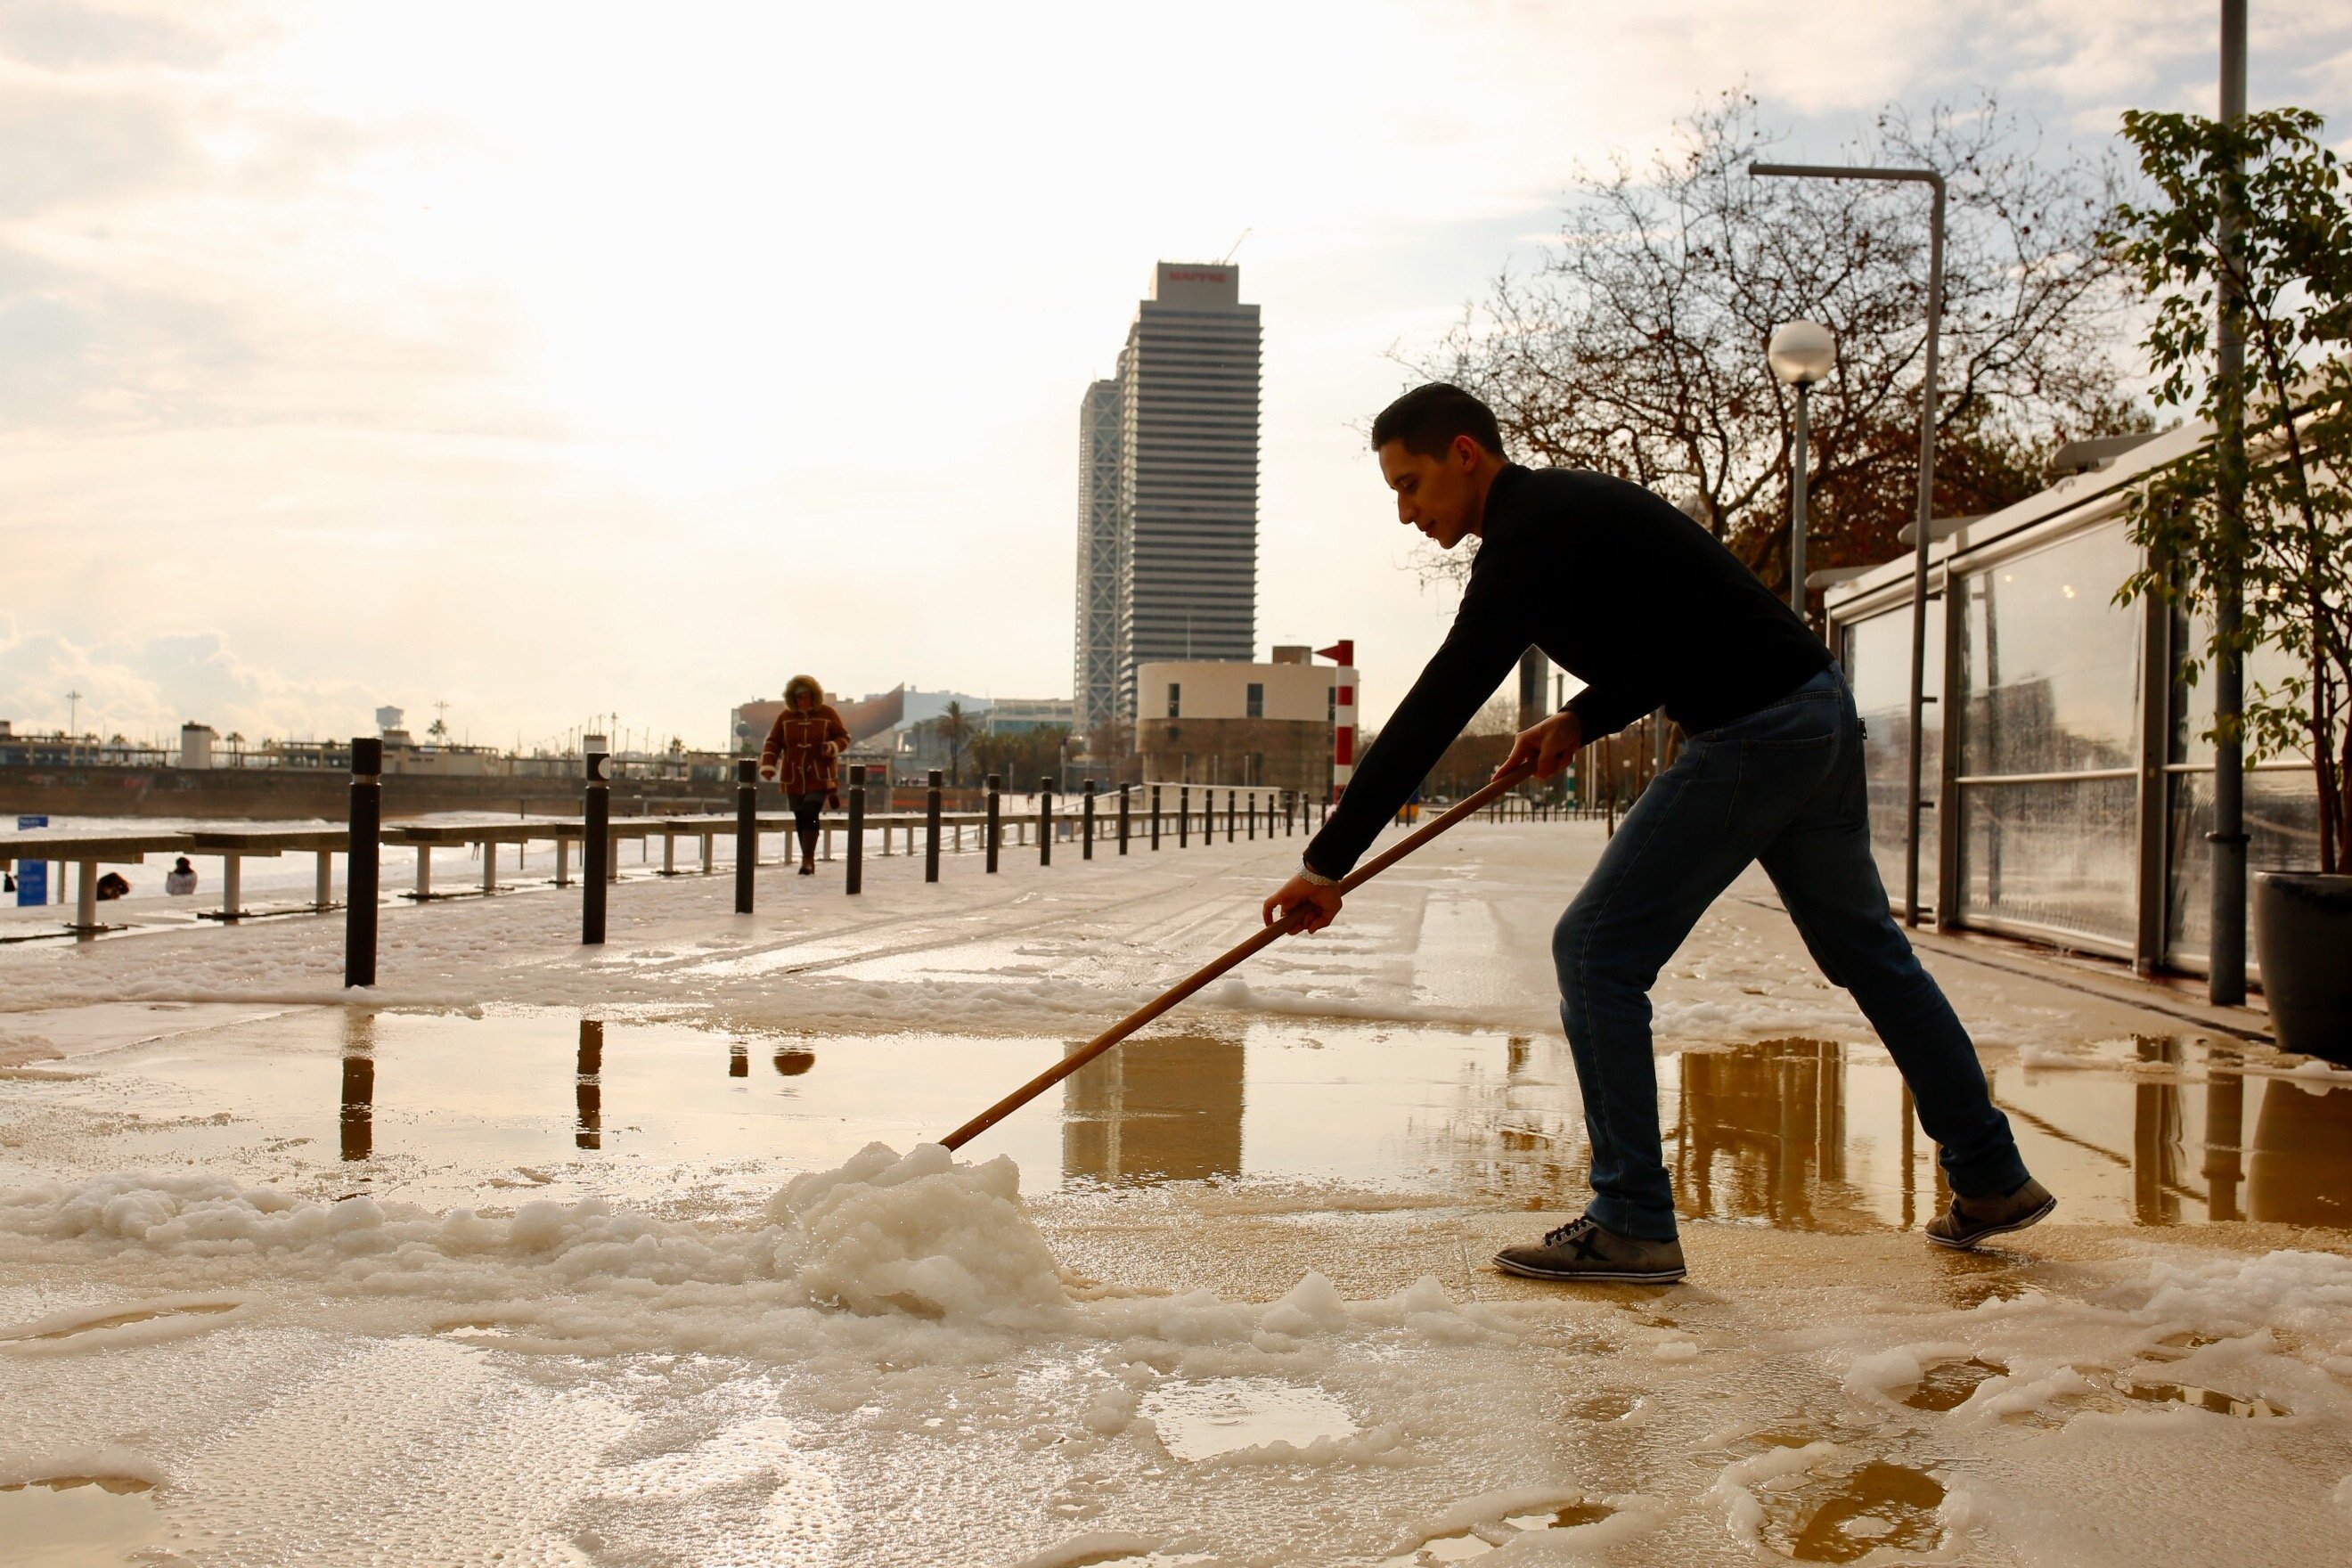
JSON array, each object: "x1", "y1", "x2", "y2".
[
  {"x1": 1752, "y1": 160, "x2": 1945, "y2": 927},
  {"x1": 1907, "y1": 183, "x2": 1946, "y2": 928},
  {"x1": 1790, "y1": 382, "x2": 1811, "y2": 615},
  {"x1": 2211, "y1": 0, "x2": 2250, "y2": 1004}
]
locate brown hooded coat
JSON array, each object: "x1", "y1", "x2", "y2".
[{"x1": 760, "y1": 675, "x2": 851, "y2": 796}]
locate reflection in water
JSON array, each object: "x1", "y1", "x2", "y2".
[
  {"x1": 1675, "y1": 1040, "x2": 1858, "y2": 1229},
  {"x1": 339, "y1": 1011, "x2": 374, "y2": 1163},
  {"x1": 2204, "y1": 1049, "x2": 2244, "y2": 1222},
  {"x1": 2248, "y1": 1081, "x2": 2352, "y2": 1226},
  {"x1": 2135, "y1": 1037, "x2": 2185, "y2": 1226},
  {"x1": 774, "y1": 1049, "x2": 815, "y2": 1077},
  {"x1": 576, "y1": 1019, "x2": 602, "y2": 1150},
  {"x1": 1063, "y1": 1033, "x2": 1243, "y2": 1184}
]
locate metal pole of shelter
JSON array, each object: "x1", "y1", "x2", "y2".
[{"x1": 1752, "y1": 159, "x2": 1944, "y2": 927}]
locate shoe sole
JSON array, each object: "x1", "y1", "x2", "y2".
[
  {"x1": 1925, "y1": 1194, "x2": 2057, "y2": 1252},
  {"x1": 1491, "y1": 1253, "x2": 1686, "y2": 1285}
]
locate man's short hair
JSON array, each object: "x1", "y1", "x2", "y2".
[{"x1": 1370, "y1": 383, "x2": 1505, "y2": 460}]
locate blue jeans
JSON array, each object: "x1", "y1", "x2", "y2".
[{"x1": 1554, "y1": 666, "x2": 2029, "y2": 1240}]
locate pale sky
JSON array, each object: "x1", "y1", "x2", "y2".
[{"x1": 2, "y1": 0, "x2": 2346, "y2": 750}]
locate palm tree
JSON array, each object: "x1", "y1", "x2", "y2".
[{"x1": 936, "y1": 701, "x2": 978, "y2": 786}]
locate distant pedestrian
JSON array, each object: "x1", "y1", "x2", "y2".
[
  {"x1": 758, "y1": 674, "x2": 850, "y2": 876},
  {"x1": 165, "y1": 857, "x2": 199, "y2": 895},
  {"x1": 96, "y1": 871, "x2": 130, "y2": 901}
]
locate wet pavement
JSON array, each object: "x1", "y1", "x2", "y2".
[{"x1": 3, "y1": 1004, "x2": 2346, "y2": 1233}]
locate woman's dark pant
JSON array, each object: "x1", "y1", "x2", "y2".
[
  {"x1": 787, "y1": 792, "x2": 825, "y2": 861},
  {"x1": 1554, "y1": 667, "x2": 2029, "y2": 1240}
]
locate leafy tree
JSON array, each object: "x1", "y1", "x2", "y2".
[
  {"x1": 2107, "y1": 106, "x2": 2352, "y2": 873},
  {"x1": 1412, "y1": 92, "x2": 2144, "y2": 605},
  {"x1": 968, "y1": 725, "x2": 1071, "y2": 790}
]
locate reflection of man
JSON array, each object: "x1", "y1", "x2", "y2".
[{"x1": 1262, "y1": 383, "x2": 2050, "y2": 1285}]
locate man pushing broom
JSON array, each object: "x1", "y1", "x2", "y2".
[{"x1": 1262, "y1": 384, "x2": 2052, "y2": 1285}]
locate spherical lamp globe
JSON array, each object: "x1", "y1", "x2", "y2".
[{"x1": 1768, "y1": 320, "x2": 1836, "y2": 387}]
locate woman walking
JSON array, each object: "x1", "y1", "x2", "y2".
[{"x1": 758, "y1": 675, "x2": 851, "y2": 875}]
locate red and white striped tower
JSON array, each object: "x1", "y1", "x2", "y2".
[{"x1": 1317, "y1": 640, "x2": 1357, "y2": 802}]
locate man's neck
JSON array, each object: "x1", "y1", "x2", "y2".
[{"x1": 1466, "y1": 454, "x2": 1511, "y2": 537}]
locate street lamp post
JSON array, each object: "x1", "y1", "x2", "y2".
[
  {"x1": 1768, "y1": 320, "x2": 1836, "y2": 619},
  {"x1": 1752, "y1": 160, "x2": 1945, "y2": 928}
]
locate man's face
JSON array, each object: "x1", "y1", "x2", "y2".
[{"x1": 1378, "y1": 437, "x2": 1480, "y2": 550}]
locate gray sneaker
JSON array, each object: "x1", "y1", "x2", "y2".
[
  {"x1": 1493, "y1": 1214, "x2": 1686, "y2": 1284},
  {"x1": 1926, "y1": 1177, "x2": 2056, "y2": 1251}
]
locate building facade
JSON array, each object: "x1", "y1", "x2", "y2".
[
  {"x1": 1076, "y1": 262, "x2": 1261, "y2": 726},
  {"x1": 1073, "y1": 377, "x2": 1123, "y2": 739},
  {"x1": 1821, "y1": 419, "x2": 2317, "y2": 981},
  {"x1": 1132, "y1": 647, "x2": 1352, "y2": 794}
]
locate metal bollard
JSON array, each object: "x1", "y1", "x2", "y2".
[
  {"x1": 845, "y1": 765, "x2": 866, "y2": 894},
  {"x1": 1247, "y1": 790, "x2": 1256, "y2": 840},
  {"x1": 734, "y1": 759, "x2": 756, "y2": 914},
  {"x1": 1082, "y1": 779, "x2": 1096, "y2": 861},
  {"x1": 583, "y1": 748, "x2": 610, "y2": 944},
  {"x1": 985, "y1": 773, "x2": 1002, "y2": 873},
  {"x1": 1118, "y1": 782, "x2": 1130, "y2": 854},
  {"x1": 1150, "y1": 783, "x2": 1162, "y2": 850},
  {"x1": 925, "y1": 769, "x2": 943, "y2": 883},
  {"x1": 1227, "y1": 788, "x2": 1236, "y2": 844},
  {"x1": 1179, "y1": 785, "x2": 1188, "y2": 848},
  {"x1": 344, "y1": 736, "x2": 380, "y2": 987},
  {"x1": 1039, "y1": 777, "x2": 1053, "y2": 866}
]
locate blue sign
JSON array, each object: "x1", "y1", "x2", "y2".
[{"x1": 15, "y1": 815, "x2": 46, "y2": 906}]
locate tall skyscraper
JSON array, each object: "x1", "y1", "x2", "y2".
[
  {"x1": 1074, "y1": 262, "x2": 1261, "y2": 733},
  {"x1": 1073, "y1": 377, "x2": 1123, "y2": 739}
]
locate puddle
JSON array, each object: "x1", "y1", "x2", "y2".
[
  {"x1": 7, "y1": 1302, "x2": 239, "y2": 1343},
  {"x1": 0, "y1": 1476, "x2": 167, "y2": 1566},
  {"x1": 1670, "y1": 1035, "x2": 2352, "y2": 1231},
  {"x1": 1902, "y1": 1357, "x2": 2006, "y2": 1412},
  {"x1": 1760, "y1": 1459, "x2": 1946, "y2": 1564},
  {"x1": 1382, "y1": 1499, "x2": 1620, "y2": 1565},
  {"x1": 5, "y1": 1009, "x2": 2349, "y2": 1230},
  {"x1": 1138, "y1": 1378, "x2": 1355, "y2": 1460},
  {"x1": 2119, "y1": 1378, "x2": 2286, "y2": 1418}
]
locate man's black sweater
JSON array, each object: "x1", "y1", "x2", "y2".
[{"x1": 1304, "y1": 463, "x2": 1831, "y2": 878}]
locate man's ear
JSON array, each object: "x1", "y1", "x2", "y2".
[{"x1": 1451, "y1": 433, "x2": 1481, "y2": 470}]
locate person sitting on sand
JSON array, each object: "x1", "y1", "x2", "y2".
[
  {"x1": 96, "y1": 871, "x2": 131, "y2": 901},
  {"x1": 1263, "y1": 382, "x2": 2051, "y2": 1286},
  {"x1": 758, "y1": 675, "x2": 851, "y2": 876},
  {"x1": 165, "y1": 857, "x2": 199, "y2": 895}
]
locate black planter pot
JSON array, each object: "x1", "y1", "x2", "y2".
[{"x1": 2254, "y1": 871, "x2": 2352, "y2": 1066}]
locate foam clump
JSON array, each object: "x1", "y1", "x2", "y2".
[{"x1": 771, "y1": 1141, "x2": 1070, "y2": 1322}]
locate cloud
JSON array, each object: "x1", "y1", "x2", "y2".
[
  {"x1": 0, "y1": 616, "x2": 373, "y2": 740},
  {"x1": 0, "y1": 0, "x2": 234, "y2": 73}
]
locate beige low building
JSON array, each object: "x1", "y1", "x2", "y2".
[{"x1": 1132, "y1": 646, "x2": 1351, "y2": 794}]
